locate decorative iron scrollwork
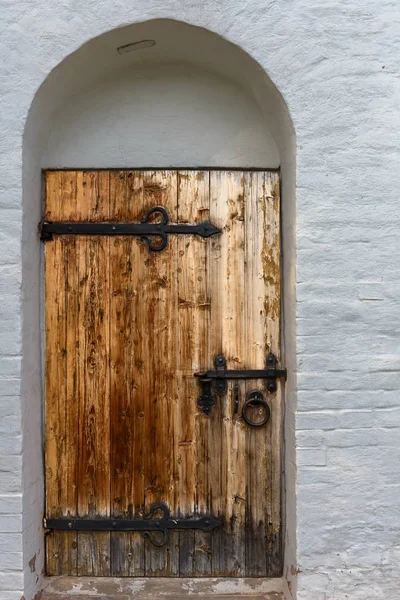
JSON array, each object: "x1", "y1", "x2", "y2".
[
  {"x1": 39, "y1": 206, "x2": 221, "y2": 251},
  {"x1": 44, "y1": 503, "x2": 222, "y2": 547}
]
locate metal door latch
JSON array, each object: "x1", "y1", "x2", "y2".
[{"x1": 195, "y1": 352, "x2": 286, "y2": 415}]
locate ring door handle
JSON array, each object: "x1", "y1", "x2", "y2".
[{"x1": 242, "y1": 390, "x2": 270, "y2": 428}]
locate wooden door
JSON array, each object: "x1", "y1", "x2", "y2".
[{"x1": 44, "y1": 169, "x2": 282, "y2": 577}]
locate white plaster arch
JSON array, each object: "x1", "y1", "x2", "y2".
[
  {"x1": 42, "y1": 64, "x2": 280, "y2": 168},
  {"x1": 22, "y1": 18, "x2": 296, "y2": 599}
]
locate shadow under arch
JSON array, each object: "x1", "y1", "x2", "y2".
[{"x1": 22, "y1": 18, "x2": 296, "y2": 599}]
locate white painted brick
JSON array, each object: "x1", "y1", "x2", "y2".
[
  {"x1": 296, "y1": 430, "x2": 325, "y2": 448},
  {"x1": 0, "y1": 456, "x2": 22, "y2": 494},
  {"x1": 325, "y1": 427, "x2": 400, "y2": 448},
  {"x1": 0, "y1": 297, "x2": 22, "y2": 323},
  {"x1": 0, "y1": 381, "x2": 21, "y2": 397},
  {"x1": 0, "y1": 456, "x2": 22, "y2": 472},
  {"x1": 357, "y1": 281, "x2": 384, "y2": 301},
  {"x1": 0, "y1": 474, "x2": 21, "y2": 494},
  {"x1": 297, "y1": 568, "x2": 400, "y2": 600},
  {"x1": 0, "y1": 432, "x2": 22, "y2": 455},
  {"x1": 297, "y1": 407, "x2": 400, "y2": 430},
  {"x1": 0, "y1": 552, "x2": 23, "y2": 571},
  {"x1": 0, "y1": 266, "x2": 21, "y2": 296},
  {"x1": 0, "y1": 495, "x2": 22, "y2": 515},
  {"x1": 0, "y1": 534, "x2": 21, "y2": 553},
  {"x1": 0, "y1": 399, "x2": 21, "y2": 419},
  {"x1": 297, "y1": 390, "x2": 400, "y2": 411},
  {"x1": 328, "y1": 446, "x2": 400, "y2": 477},
  {"x1": 297, "y1": 448, "x2": 326, "y2": 466},
  {"x1": 297, "y1": 370, "x2": 400, "y2": 391},
  {"x1": 299, "y1": 466, "x2": 337, "y2": 486},
  {"x1": 0, "y1": 326, "x2": 21, "y2": 356},
  {"x1": 0, "y1": 572, "x2": 24, "y2": 591},
  {"x1": 0, "y1": 515, "x2": 22, "y2": 533},
  {"x1": 0, "y1": 359, "x2": 21, "y2": 379},
  {"x1": 0, "y1": 416, "x2": 22, "y2": 438},
  {"x1": 0, "y1": 212, "x2": 22, "y2": 264},
  {"x1": 0, "y1": 593, "x2": 24, "y2": 600},
  {"x1": 0, "y1": 188, "x2": 23, "y2": 211}
]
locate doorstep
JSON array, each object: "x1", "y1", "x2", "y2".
[{"x1": 41, "y1": 576, "x2": 285, "y2": 600}]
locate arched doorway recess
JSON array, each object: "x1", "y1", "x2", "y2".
[{"x1": 22, "y1": 18, "x2": 296, "y2": 599}]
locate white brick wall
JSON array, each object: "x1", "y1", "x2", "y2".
[{"x1": 0, "y1": 1, "x2": 399, "y2": 599}]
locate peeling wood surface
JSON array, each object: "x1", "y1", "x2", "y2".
[{"x1": 45, "y1": 170, "x2": 282, "y2": 577}]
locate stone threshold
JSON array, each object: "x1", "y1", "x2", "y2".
[{"x1": 41, "y1": 576, "x2": 285, "y2": 599}]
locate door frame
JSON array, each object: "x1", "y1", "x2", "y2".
[{"x1": 38, "y1": 166, "x2": 292, "y2": 592}]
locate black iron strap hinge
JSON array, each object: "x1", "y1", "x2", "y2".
[
  {"x1": 195, "y1": 352, "x2": 287, "y2": 415},
  {"x1": 44, "y1": 503, "x2": 222, "y2": 547},
  {"x1": 39, "y1": 206, "x2": 221, "y2": 251}
]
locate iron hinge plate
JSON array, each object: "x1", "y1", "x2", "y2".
[
  {"x1": 39, "y1": 206, "x2": 221, "y2": 251},
  {"x1": 44, "y1": 503, "x2": 222, "y2": 547}
]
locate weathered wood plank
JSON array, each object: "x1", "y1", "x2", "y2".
[
  {"x1": 176, "y1": 170, "x2": 210, "y2": 576},
  {"x1": 45, "y1": 171, "x2": 64, "y2": 576},
  {"x1": 263, "y1": 172, "x2": 282, "y2": 576},
  {"x1": 45, "y1": 171, "x2": 61, "y2": 222},
  {"x1": 76, "y1": 172, "x2": 111, "y2": 576},
  {"x1": 142, "y1": 171, "x2": 179, "y2": 577},
  {"x1": 208, "y1": 172, "x2": 247, "y2": 576},
  {"x1": 109, "y1": 171, "x2": 145, "y2": 576},
  {"x1": 45, "y1": 170, "x2": 80, "y2": 575},
  {"x1": 243, "y1": 171, "x2": 270, "y2": 576},
  {"x1": 45, "y1": 234, "x2": 73, "y2": 575}
]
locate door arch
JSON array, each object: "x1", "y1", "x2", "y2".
[{"x1": 22, "y1": 17, "x2": 296, "y2": 597}]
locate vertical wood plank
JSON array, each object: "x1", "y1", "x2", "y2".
[
  {"x1": 76, "y1": 172, "x2": 111, "y2": 576},
  {"x1": 208, "y1": 172, "x2": 247, "y2": 576},
  {"x1": 142, "y1": 171, "x2": 179, "y2": 577},
  {"x1": 176, "y1": 171, "x2": 210, "y2": 576},
  {"x1": 206, "y1": 171, "x2": 224, "y2": 577},
  {"x1": 45, "y1": 235, "x2": 72, "y2": 575},
  {"x1": 109, "y1": 171, "x2": 145, "y2": 576},
  {"x1": 45, "y1": 171, "x2": 79, "y2": 575},
  {"x1": 243, "y1": 171, "x2": 270, "y2": 576},
  {"x1": 263, "y1": 172, "x2": 282, "y2": 576}
]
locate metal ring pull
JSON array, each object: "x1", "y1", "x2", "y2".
[{"x1": 242, "y1": 390, "x2": 270, "y2": 427}]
